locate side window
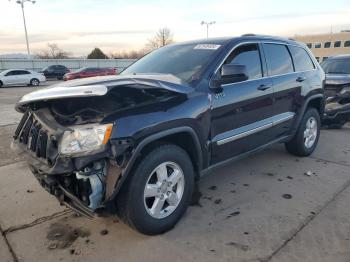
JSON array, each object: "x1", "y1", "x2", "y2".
[
  {"x1": 6, "y1": 70, "x2": 23, "y2": 76},
  {"x1": 87, "y1": 68, "x2": 97, "y2": 72},
  {"x1": 225, "y1": 43, "x2": 262, "y2": 80},
  {"x1": 263, "y1": 43, "x2": 294, "y2": 76},
  {"x1": 18, "y1": 70, "x2": 30, "y2": 75},
  {"x1": 289, "y1": 46, "x2": 315, "y2": 71},
  {"x1": 5, "y1": 71, "x2": 15, "y2": 76}
]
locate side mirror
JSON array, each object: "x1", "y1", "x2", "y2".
[{"x1": 220, "y1": 64, "x2": 248, "y2": 84}]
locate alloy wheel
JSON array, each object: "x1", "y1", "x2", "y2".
[
  {"x1": 143, "y1": 161, "x2": 185, "y2": 219},
  {"x1": 304, "y1": 116, "x2": 318, "y2": 148}
]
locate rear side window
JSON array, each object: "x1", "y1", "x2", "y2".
[
  {"x1": 225, "y1": 43, "x2": 262, "y2": 80},
  {"x1": 263, "y1": 44, "x2": 294, "y2": 76},
  {"x1": 18, "y1": 70, "x2": 30, "y2": 75},
  {"x1": 289, "y1": 46, "x2": 315, "y2": 71}
]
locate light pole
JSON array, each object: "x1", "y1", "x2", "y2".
[
  {"x1": 201, "y1": 21, "x2": 216, "y2": 38},
  {"x1": 10, "y1": 0, "x2": 36, "y2": 59}
]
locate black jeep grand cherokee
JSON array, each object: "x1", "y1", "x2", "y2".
[{"x1": 12, "y1": 35, "x2": 325, "y2": 235}]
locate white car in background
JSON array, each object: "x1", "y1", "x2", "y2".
[{"x1": 0, "y1": 69, "x2": 46, "y2": 88}]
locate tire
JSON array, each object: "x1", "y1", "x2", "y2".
[
  {"x1": 285, "y1": 107, "x2": 321, "y2": 156},
  {"x1": 115, "y1": 144, "x2": 195, "y2": 235},
  {"x1": 30, "y1": 78, "x2": 40, "y2": 86},
  {"x1": 0, "y1": 81, "x2": 3, "y2": 88}
]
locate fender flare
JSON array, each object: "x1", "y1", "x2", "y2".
[
  {"x1": 109, "y1": 126, "x2": 203, "y2": 200},
  {"x1": 291, "y1": 94, "x2": 325, "y2": 135}
]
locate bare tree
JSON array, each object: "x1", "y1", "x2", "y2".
[
  {"x1": 146, "y1": 28, "x2": 174, "y2": 51},
  {"x1": 37, "y1": 43, "x2": 71, "y2": 59},
  {"x1": 110, "y1": 49, "x2": 148, "y2": 59}
]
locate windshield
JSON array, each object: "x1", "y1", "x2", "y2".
[
  {"x1": 121, "y1": 43, "x2": 222, "y2": 82},
  {"x1": 321, "y1": 60, "x2": 350, "y2": 74}
]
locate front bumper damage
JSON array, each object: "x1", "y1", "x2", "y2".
[
  {"x1": 323, "y1": 101, "x2": 350, "y2": 126},
  {"x1": 11, "y1": 111, "x2": 131, "y2": 218},
  {"x1": 323, "y1": 87, "x2": 350, "y2": 127}
]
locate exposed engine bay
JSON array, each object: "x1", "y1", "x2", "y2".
[{"x1": 35, "y1": 85, "x2": 176, "y2": 126}]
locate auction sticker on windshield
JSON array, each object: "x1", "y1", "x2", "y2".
[{"x1": 194, "y1": 44, "x2": 221, "y2": 50}]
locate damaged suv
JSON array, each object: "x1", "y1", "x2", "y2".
[
  {"x1": 321, "y1": 55, "x2": 350, "y2": 128},
  {"x1": 12, "y1": 35, "x2": 325, "y2": 235}
]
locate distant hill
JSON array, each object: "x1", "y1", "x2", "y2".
[{"x1": 0, "y1": 53, "x2": 37, "y2": 59}]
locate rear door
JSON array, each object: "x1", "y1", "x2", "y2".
[
  {"x1": 16, "y1": 70, "x2": 31, "y2": 84},
  {"x1": 210, "y1": 42, "x2": 275, "y2": 164},
  {"x1": 261, "y1": 43, "x2": 300, "y2": 139}
]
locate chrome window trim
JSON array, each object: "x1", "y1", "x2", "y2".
[
  {"x1": 213, "y1": 40, "x2": 317, "y2": 87},
  {"x1": 216, "y1": 112, "x2": 295, "y2": 146}
]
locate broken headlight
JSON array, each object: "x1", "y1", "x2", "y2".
[{"x1": 59, "y1": 124, "x2": 113, "y2": 155}]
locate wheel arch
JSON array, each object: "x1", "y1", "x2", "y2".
[
  {"x1": 110, "y1": 126, "x2": 203, "y2": 200},
  {"x1": 290, "y1": 94, "x2": 325, "y2": 136},
  {"x1": 306, "y1": 95, "x2": 325, "y2": 116}
]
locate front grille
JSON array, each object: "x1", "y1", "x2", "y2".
[{"x1": 15, "y1": 112, "x2": 49, "y2": 159}]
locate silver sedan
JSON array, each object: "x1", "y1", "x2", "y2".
[{"x1": 0, "y1": 69, "x2": 46, "y2": 87}]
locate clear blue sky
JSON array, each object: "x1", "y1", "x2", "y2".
[{"x1": 1, "y1": 0, "x2": 349, "y2": 55}]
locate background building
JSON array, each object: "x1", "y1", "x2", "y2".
[{"x1": 294, "y1": 31, "x2": 350, "y2": 63}]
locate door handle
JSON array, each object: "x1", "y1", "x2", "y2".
[
  {"x1": 257, "y1": 84, "x2": 271, "y2": 91},
  {"x1": 296, "y1": 76, "x2": 306, "y2": 82}
]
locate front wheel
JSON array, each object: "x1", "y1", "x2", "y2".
[
  {"x1": 30, "y1": 78, "x2": 40, "y2": 86},
  {"x1": 115, "y1": 144, "x2": 194, "y2": 235},
  {"x1": 285, "y1": 107, "x2": 321, "y2": 156}
]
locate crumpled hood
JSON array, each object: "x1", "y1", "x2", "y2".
[
  {"x1": 325, "y1": 74, "x2": 350, "y2": 86},
  {"x1": 16, "y1": 74, "x2": 192, "y2": 112}
]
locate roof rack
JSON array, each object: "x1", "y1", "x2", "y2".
[{"x1": 241, "y1": 33, "x2": 256, "y2": 37}]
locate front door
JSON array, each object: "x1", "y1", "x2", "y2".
[
  {"x1": 210, "y1": 43, "x2": 275, "y2": 164},
  {"x1": 3, "y1": 70, "x2": 20, "y2": 85}
]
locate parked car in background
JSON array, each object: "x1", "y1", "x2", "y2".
[
  {"x1": 39, "y1": 65, "x2": 70, "y2": 80},
  {"x1": 12, "y1": 35, "x2": 324, "y2": 235},
  {"x1": 63, "y1": 67, "x2": 117, "y2": 81},
  {"x1": 0, "y1": 69, "x2": 46, "y2": 87},
  {"x1": 321, "y1": 55, "x2": 350, "y2": 128}
]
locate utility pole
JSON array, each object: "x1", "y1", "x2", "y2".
[
  {"x1": 10, "y1": 0, "x2": 36, "y2": 59},
  {"x1": 201, "y1": 21, "x2": 216, "y2": 38}
]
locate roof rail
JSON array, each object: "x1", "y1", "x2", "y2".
[{"x1": 241, "y1": 33, "x2": 256, "y2": 37}]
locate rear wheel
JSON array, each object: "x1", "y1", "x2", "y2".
[
  {"x1": 285, "y1": 107, "x2": 321, "y2": 156},
  {"x1": 0, "y1": 81, "x2": 3, "y2": 88},
  {"x1": 30, "y1": 78, "x2": 40, "y2": 86},
  {"x1": 115, "y1": 144, "x2": 194, "y2": 235}
]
